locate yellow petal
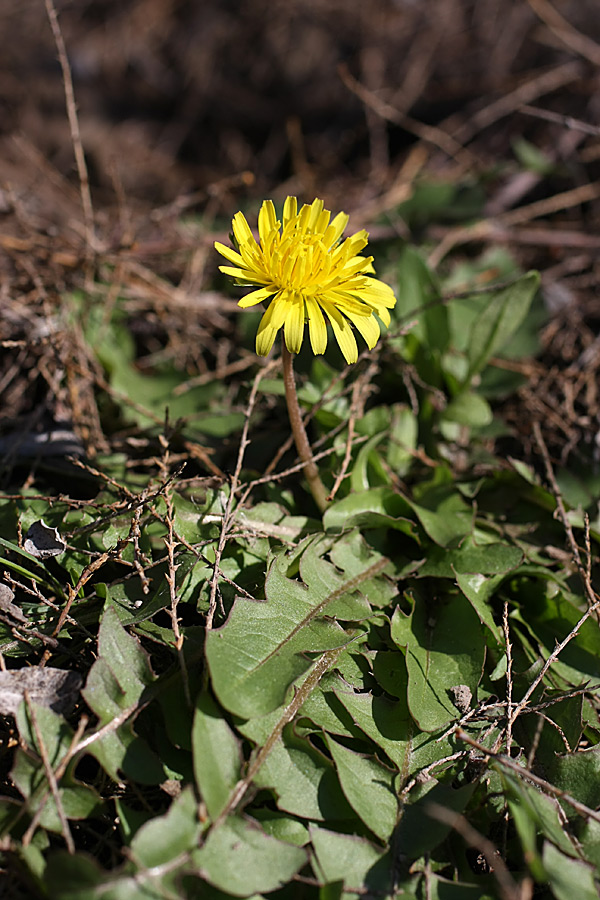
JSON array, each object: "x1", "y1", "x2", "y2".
[
  {"x1": 232, "y1": 212, "x2": 257, "y2": 249},
  {"x1": 297, "y1": 203, "x2": 311, "y2": 234},
  {"x1": 349, "y1": 311, "x2": 380, "y2": 349},
  {"x1": 284, "y1": 293, "x2": 306, "y2": 354},
  {"x1": 322, "y1": 301, "x2": 358, "y2": 364},
  {"x1": 214, "y1": 241, "x2": 245, "y2": 266},
  {"x1": 256, "y1": 322, "x2": 278, "y2": 356},
  {"x1": 283, "y1": 196, "x2": 298, "y2": 226},
  {"x1": 269, "y1": 293, "x2": 292, "y2": 331},
  {"x1": 306, "y1": 296, "x2": 328, "y2": 355},
  {"x1": 315, "y1": 208, "x2": 331, "y2": 235},
  {"x1": 307, "y1": 198, "x2": 324, "y2": 232},
  {"x1": 218, "y1": 264, "x2": 257, "y2": 279},
  {"x1": 291, "y1": 251, "x2": 308, "y2": 286},
  {"x1": 377, "y1": 307, "x2": 391, "y2": 327},
  {"x1": 342, "y1": 230, "x2": 369, "y2": 257},
  {"x1": 357, "y1": 279, "x2": 397, "y2": 308},
  {"x1": 281, "y1": 251, "x2": 296, "y2": 284},
  {"x1": 256, "y1": 301, "x2": 281, "y2": 356},
  {"x1": 238, "y1": 287, "x2": 276, "y2": 308},
  {"x1": 323, "y1": 212, "x2": 348, "y2": 248},
  {"x1": 324, "y1": 291, "x2": 372, "y2": 317},
  {"x1": 342, "y1": 256, "x2": 374, "y2": 277},
  {"x1": 258, "y1": 200, "x2": 278, "y2": 245}
]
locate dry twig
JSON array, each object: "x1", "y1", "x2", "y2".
[
  {"x1": 205, "y1": 361, "x2": 276, "y2": 630},
  {"x1": 527, "y1": 0, "x2": 600, "y2": 67},
  {"x1": 338, "y1": 63, "x2": 477, "y2": 170},
  {"x1": 159, "y1": 434, "x2": 191, "y2": 707},
  {"x1": 427, "y1": 802, "x2": 528, "y2": 900},
  {"x1": 457, "y1": 730, "x2": 600, "y2": 826},
  {"x1": 43, "y1": 0, "x2": 96, "y2": 257},
  {"x1": 21, "y1": 693, "x2": 76, "y2": 853}
]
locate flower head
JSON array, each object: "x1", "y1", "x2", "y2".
[{"x1": 215, "y1": 196, "x2": 396, "y2": 364}]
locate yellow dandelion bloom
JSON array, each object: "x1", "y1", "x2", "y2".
[{"x1": 215, "y1": 196, "x2": 397, "y2": 364}]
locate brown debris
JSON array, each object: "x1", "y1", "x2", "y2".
[{"x1": 0, "y1": 0, "x2": 599, "y2": 485}]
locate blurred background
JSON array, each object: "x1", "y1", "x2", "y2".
[{"x1": 2, "y1": 0, "x2": 599, "y2": 215}]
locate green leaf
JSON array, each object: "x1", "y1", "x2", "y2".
[
  {"x1": 106, "y1": 551, "x2": 208, "y2": 626},
  {"x1": 12, "y1": 703, "x2": 101, "y2": 831},
  {"x1": 82, "y1": 607, "x2": 163, "y2": 784},
  {"x1": 192, "y1": 692, "x2": 241, "y2": 820},
  {"x1": 579, "y1": 818, "x2": 600, "y2": 869},
  {"x1": 387, "y1": 405, "x2": 418, "y2": 477},
  {"x1": 298, "y1": 672, "x2": 362, "y2": 740},
  {"x1": 350, "y1": 433, "x2": 387, "y2": 492},
  {"x1": 418, "y1": 539, "x2": 521, "y2": 644},
  {"x1": 310, "y1": 825, "x2": 393, "y2": 894},
  {"x1": 391, "y1": 592, "x2": 484, "y2": 732},
  {"x1": 395, "y1": 779, "x2": 475, "y2": 860},
  {"x1": 395, "y1": 246, "x2": 448, "y2": 355},
  {"x1": 114, "y1": 799, "x2": 151, "y2": 843},
  {"x1": 404, "y1": 874, "x2": 485, "y2": 899},
  {"x1": 328, "y1": 530, "x2": 398, "y2": 608},
  {"x1": 11, "y1": 746, "x2": 101, "y2": 833},
  {"x1": 251, "y1": 810, "x2": 309, "y2": 846},
  {"x1": 520, "y1": 586, "x2": 600, "y2": 685},
  {"x1": 44, "y1": 852, "x2": 108, "y2": 899},
  {"x1": 542, "y1": 840, "x2": 599, "y2": 900},
  {"x1": 408, "y1": 483, "x2": 473, "y2": 548},
  {"x1": 372, "y1": 650, "x2": 409, "y2": 698},
  {"x1": 324, "y1": 487, "x2": 417, "y2": 538},
  {"x1": 442, "y1": 390, "x2": 493, "y2": 428},
  {"x1": 97, "y1": 605, "x2": 155, "y2": 691},
  {"x1": 44, "y1": 849, "x2": 178, "y2": 899},
  {"x1": 333, "y1": 686, "x2": 411, "y2": 772},
  {"x1": 16, "y1": 699, "x2": 75, "y2": 762},
  {"x1": 508, "y1": 788, "x2": 545, "y2": 880},
  {"x1": 325, "y1": 735, "x2": 398, "y2": 842},
  {"x1": 13, "y1": 840, "x2": 46, "y2": 892},
  {"x1": 408, "y1": 729, "x2": 461, "y2": 778},
  {"x1": 456, "y1": 571, "x2": 505, "y2": 646},
  {"x1": 502, "y1": 768, "x2": 579, "y2": 859},
  {"x1": 248, "y1": 726, "x2": 356, "y2": 822},
  {"x1": 546, "y1": 746, "x2": 600, "y2": 810},
  {"x1": 193, "y1": 816, "x2": 306, "y2": 897},
  {"x1": 513, "y1": 136, "x2": 554, "y2": 175},
  {"x1": 419, "y1": 539, "x2": 523, "y2": 578},
  {"x1": 519, "y1": 692, "x2": 583, "y2": 771},
  {"x1": 130, "y1": 786, "x2": 200, "y2": 868},
  {"x1": 206, "y1": 534, "x2": 386, "y2": 718},
  {"x1": 397, "y1": 180, "x2": 460, "y2": 227},
  {"x1": 466, "y1": 271, "x2": 540, "y2": 379}
]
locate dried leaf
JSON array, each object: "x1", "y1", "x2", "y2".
[
  {"x1": 0, "y1": 583, "x2": 28, "y2": 624},
  {"x1": 0, "y1": 667, "x2": 82, "y2": 716},
  {"x1": 23, "y1": 520, "x2": 66, "y2": 559}
]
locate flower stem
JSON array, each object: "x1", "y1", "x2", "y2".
[{"x1": 281, "y1": 344, "x2": 329, "y2": 513}]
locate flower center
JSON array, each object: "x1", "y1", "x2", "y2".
[{"x1": 270, "y1": 232, "x2": 331, "y2": 296}]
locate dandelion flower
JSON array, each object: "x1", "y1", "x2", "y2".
[{"x1": 215, "y1": 196, "x2": 397, "y2": 364}]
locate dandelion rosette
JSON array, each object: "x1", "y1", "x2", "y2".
[{"x1": 215, "y1": 196, "x2": 397, "y2": 364}]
